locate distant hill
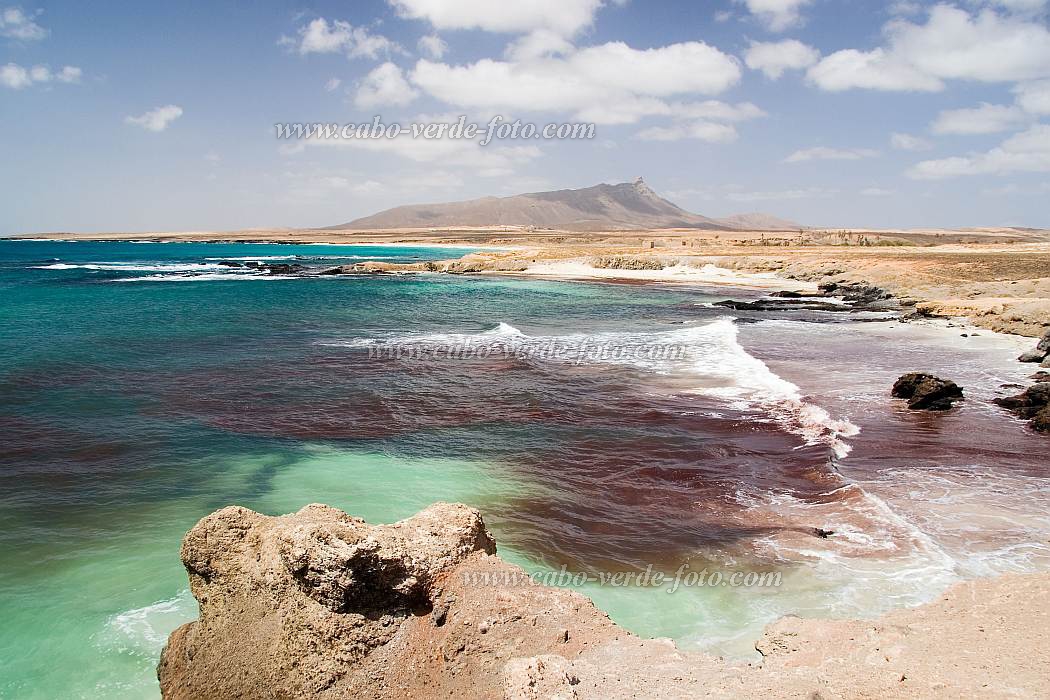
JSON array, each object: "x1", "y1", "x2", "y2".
[
  {"x1": 715, "y1": 213, "x2": 804, "y2": 231},
  {"x1": 329, "y1": 178, "x2": 800, "y2": 232}
]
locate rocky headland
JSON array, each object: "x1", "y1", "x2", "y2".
[{"x1": 159, "y1": 502, "x2": 1050, "y2": 699}]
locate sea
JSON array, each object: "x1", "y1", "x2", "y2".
[{"x1": 1, "y1": 239, "x2": 1048, "y2": 698}]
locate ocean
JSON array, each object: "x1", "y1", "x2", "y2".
[{"x1": 1, "y1": 240, "x2": 1048, "y2": 698}]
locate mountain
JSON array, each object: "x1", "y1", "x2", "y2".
[
  {"x1": 330, "y1": 178, "x2": 787, "y2": 232},
  {"x1": 715, "y1": 213, "x2": 804, "y2": 231}
]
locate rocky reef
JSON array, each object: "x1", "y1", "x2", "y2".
[{"x1": 160, "y1": 503, "x2": 1050, "y2": 699}]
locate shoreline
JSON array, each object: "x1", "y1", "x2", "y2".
[
  {"x1": 158, "y1": 503, "x2": 1050, "y2": 699},
  {"x1": 12, "y1": 229, "x2": 1045, "y2": 336}
]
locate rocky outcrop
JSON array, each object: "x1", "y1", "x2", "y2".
[
  {"x1": 891, "y1": 373, "x2": 965, "y2": 411},
  {"x1": 1018, "y1": 328, "x2": 1050, "y2": 363},
  {"x1": 160, "y1": 503, "x2": 1050, "y2": 699},
  {"x1": 994, "y1": 382, "x2": 1050, "y2": 433}
]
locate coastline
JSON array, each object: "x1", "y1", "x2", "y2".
[
  {"x1": 158, "y1": 502, "x2": 1050, "y2": 699},
  {"x1": 13, "y1": 227, "x2": 1047, "y2": 336}
]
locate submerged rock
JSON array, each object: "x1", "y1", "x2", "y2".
[
  {"x1": 891, "y1": 373, "x2": 964, "y2": 411},
  {"x1": 713, "y1": 299, "x2": 850, "y2": 312}
]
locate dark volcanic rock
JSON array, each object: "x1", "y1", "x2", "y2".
[
  {"x1": 994, "y1": 383, "x2": 1050, "y2": 431},
  {"x1": 217, "y1": 261, "x2": 243, "y2": 268},
  {"x1": 818, "y1": 281, "x2": 892, "y2": 304},
  {"x1": 713, "y1": 299, "x2": 851, "y2": 312},
  {"x1": 892, "y1": 373, "x2": 964, "y2": 411}
]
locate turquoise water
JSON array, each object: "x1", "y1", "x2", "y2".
[{"x1": 3, "y1": 240, "x2": 1049, "y2": 698}]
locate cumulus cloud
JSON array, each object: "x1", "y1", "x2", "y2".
[
  {"x1": 807, "y1": 4, "x2": 1050, "y2": 92},
  {"x1": 737, "y1": 0, "x2": 813, "y2": 32},
  {"x1": 125, "y1": 105, "x2": 183, "y2": 132},
  {"x1": 931, "y1": 102, "x2": 1030, "y2": 134},
  {"x1": 417, "y1": 33, "x2": 448, "y2": 59},
  {"x1": 907, "y1": 123, "x2": 1050, "y2": 178},
  {"x1": 891, "y1": 132, "x2": 933, "y2": 150},
  {"x1": 354, "y1": 62, "x2": 419, "y2": 108},
  {"x1": 284, "y1": 18, "x2": 402, "y2": 59},
  {"x1": 784, "y1": 146, "x2": 880, "y2": 163},
  {"x1": 388, "y1": 0, "x2": 604, "y2": 36},
  {"x1": 1, "y1": 62, "x2": 80, "y2": 88},
  {"x1": 410, "y1": 40, "x2": 741, "y2": 124},
  {"x1": 1015, "y1": 80, "x2": 1050, "y2": 114},
  {"x1": 0, "y1": 6, "x2": 47, "y2": 41},
  {"x1": 744, "y1": 39, "x2": 819, "y2": 79}
]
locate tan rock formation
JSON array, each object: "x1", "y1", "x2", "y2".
[{"x1": 159, "y1": 503, "x2": 1050, "y2": 699}]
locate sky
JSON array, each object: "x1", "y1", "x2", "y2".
[{"x1": 1, "y1": 0, "x2": 1050, "y2": 233}]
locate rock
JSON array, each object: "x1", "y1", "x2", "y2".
[
  {"x1": 1019, "y1": 350, "x2": 1048, "y2": 363},
  {"x1": 713, "y1": 299, "x2": 850, "y2": 312},
  {"x1": 1018, "y1": 328, "x2": 1050, "y2": 363},
  {"x1": 158, "y1": 503, "x2": 1050, "y2": 698},
  {"x1": 891, "y1": 373, "x2": 964, "y2": 411},
  {"x1": 994, "y1": 383, "x2": 1050, "y2": 433},
  {"x1": 217, "y1": 261, "x2": 243, "y2": 268},
  {"x1": 1031, "y1": 371, "x2": 1050, "y2": 382},
  {"x1": 818, "y1": 281, "x2": 891, "y2": 304},
  {"x1": 1038, "y1": 329, "x2": 1050, "y2": 354},
  {"x1": 1032, "y1": 407, "x2": 1050, "y2": 433}
]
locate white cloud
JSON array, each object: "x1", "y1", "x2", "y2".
[
  {"x1": 931, "y1": 102, "x2": 1030, "y2": 134},
  {"x1": 1, "y1": 62, "x2": 80, "y2": 89},
  {"x1": 354, "y1": 62, "x2": 419, "y2": 109},
  {"x1": 891, "y1": 132, "x2": 933, "y2": 150},
  {"x1": 286, "y1": 18, "x2": 402, "y2": 59},
  {"x1": 417, "y1": 33, "x2": 448, "y2": 59},
  {"x1": 0, "y1": 62, "x2": 29, "y2": 88},
  {"x1": 325, "y1": 77, "x2": 342, "y2": 92},
  {"x1": 738, "y1": 0, "x2": 813, "y2": 32},
  {"x1": 1015, "y1": 80, "x2": 1050, "y2": 115},
  {"x1": 744, "y1": 39, "x2": 819, "y2": 79},
  {"x1": 388, "y1": 0, "x2": 604, "y2": 36},
  {"x1": 907, "y1": 123, "x2": 1050, "y2": 178},
  {"x1": 0, "y1": 6, "x2": 47, "y2": 41},
  {"x1": 784, "y1": 146, "x2": 880, "y2": 163},
  {"x1": 861, "y1": 187, "x2": 896, "y2": 196},
  {"x1": 410, "y1": 40, "x2": 741, "y2": 124},
  {"x1": 807, "y1": 48, "x2": 943, "y2": 92},
  {"x1": 125, "y1": 105, "x2": 183, "y2": 132},
  {"x1": 637, "y1": 121, "x2": 740, "y2": 143},
  {"x1": 808, "y1": 5, "x2": 1050, "y2": 92}
]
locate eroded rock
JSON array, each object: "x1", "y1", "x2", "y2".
[{"x1": 891, "y1": 373, "x2": 964, "y2": 411}]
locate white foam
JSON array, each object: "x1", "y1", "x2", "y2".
[
  {"x1": 34, "y1": 262, "x2": 238, "y2": 272},
  {"x1": 110, "y1": 273, "x2": 298, "y2": 282},
  {"x1": 327, "y1": 318, "x2": 858, "y2": 456},
  {"x1": 96, "y1": 590, "x2": 196, "y2": 658}
]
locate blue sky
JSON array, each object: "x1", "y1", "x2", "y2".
[{"x1": 2, "y1": 0, "x2": 1049, "y2": 233}]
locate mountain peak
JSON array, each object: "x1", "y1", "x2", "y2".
[{"x1": 331, "y1": 180, "x2": 801, "y2": 232}]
